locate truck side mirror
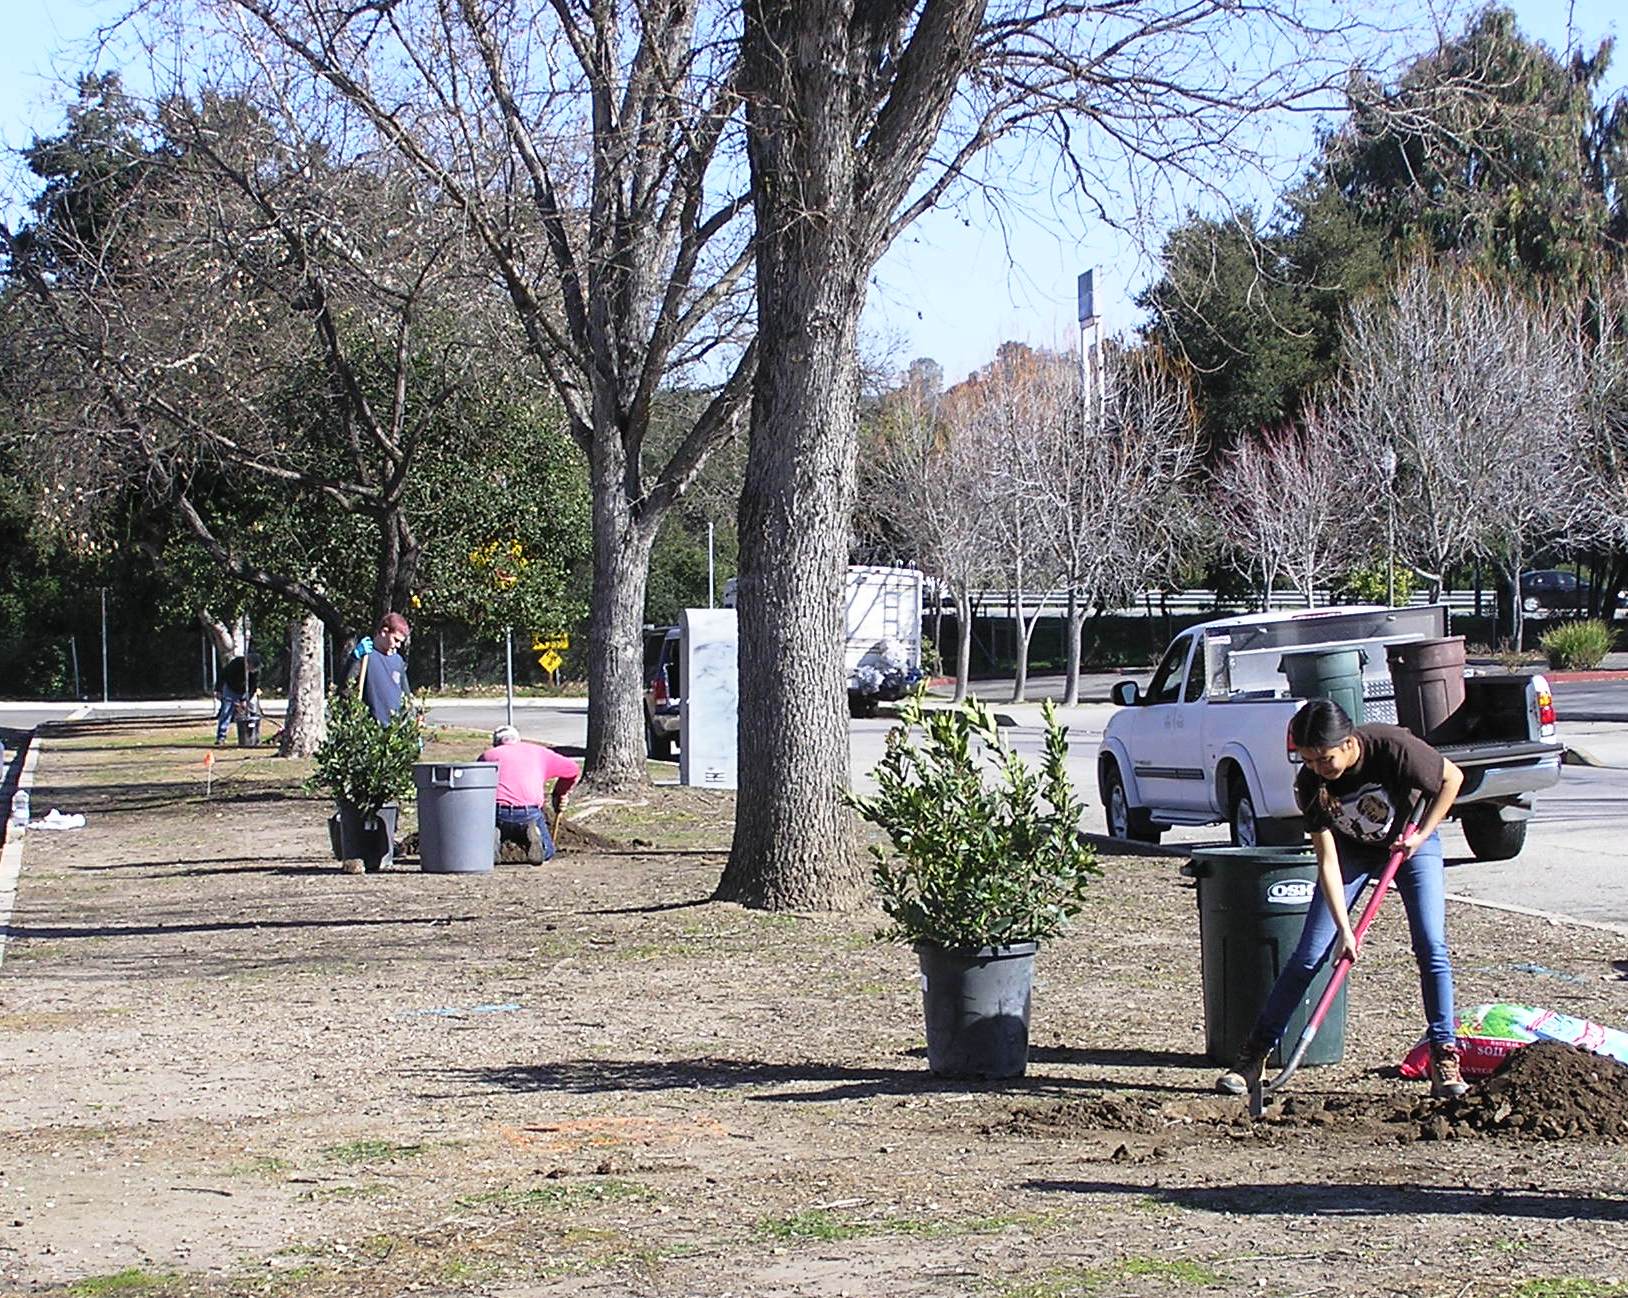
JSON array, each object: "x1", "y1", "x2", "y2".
[{"x1": 1111, "y1": 680, "x2": 1140, "y2": 707}]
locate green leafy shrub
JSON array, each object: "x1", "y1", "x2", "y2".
[
  {"x1": 1538, "y1": 620, "x2": 1616, "y2": 671},
  {"x1": 847, "y1": 693, "x2": 1099, "y2": 950},
  {"x1": 1332, "y1": 560, "x2": 1416, "y2": 607},
  {"x1": 310, "y1": 690, "x2": 423, "y2": 814}
]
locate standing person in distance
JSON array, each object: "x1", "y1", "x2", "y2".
[
  {"x1": 1217, "y1": 699, "x2": 1469, "y2": 1100},
  {"x1": 214, "y1": 650, "x2": 263, "y2": 746},
  {"x1": 346, "y1": 612, "x2": 413, "y2": 724}
]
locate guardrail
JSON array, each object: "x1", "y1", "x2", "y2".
[{"x1": 935, "y1": 589, "x2": 1494, "y2": 617}]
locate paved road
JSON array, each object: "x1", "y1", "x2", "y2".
[{"x1": 5, "y1": 687, "x2": 1626, "y2": 934}]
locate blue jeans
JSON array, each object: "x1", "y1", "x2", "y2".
[
  {"x1": 495, "y1": 804, "x2": 555, "y2": 861},
  {"x1": 1250, "y1": 831, "x2": 1456, "y2": 1051},
  {"x1": 214, "y1": 686, "x2": 244, "y2": 743}
]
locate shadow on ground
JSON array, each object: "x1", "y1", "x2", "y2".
[{"x1": 1024, "y1": 1178, "x2": 1628, "y2": 1221}]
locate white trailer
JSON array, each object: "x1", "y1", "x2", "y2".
[
  {"x1": 722, "y1": 564, "x2": 925, "y2": 716},
  {"x1": 843, "y1": 565, "x2": 924, "y2": 716}
]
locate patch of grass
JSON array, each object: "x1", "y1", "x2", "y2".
[
  {"x1": 68, "y1": 1269, "x2": 174, "y2": 1296},
  {"x1": 320, "y1": 1138, "x2": 424, "y2": 1165},
  {"x1": 1116, "y1": 1257, "x2": 1222, "y2": 1284},
  {"x1": 992, "y1": 1270, "x2": 1093, "y2": 1298},
  {"x1": 759, "y1": 1208, "x2": 1052, "y2": 1245},
  {"x1": 1508, "y1": 1282, "x2": 1628, "y2": 1298},
  {"x1": 229, "y1": 1155, "x2": 293, "y2": 1177},
  {"x1": 992, "y1": 1257, "x2": 1222, "y2": 1298},
  {"x1": 439, "y1": 1256, "x2": 506, "y2": 1284},
  {"x1": 457, "y1": 1179, "x2": 656, "y2": 1211},
  {"x1": 300, "y1": 1182, "x2": 390, "y2": 1203},
  {"x1": 757, "y1": 1210, "x2": 866, "y2": 1242}
]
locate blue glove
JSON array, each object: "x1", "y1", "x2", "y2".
[{"x1": 352, "y1": 636, "x2": 373, "y2": 660}]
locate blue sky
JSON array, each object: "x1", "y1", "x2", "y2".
[{"x1": 5, "y1": 0, "x2": 1624, "y2": 381}]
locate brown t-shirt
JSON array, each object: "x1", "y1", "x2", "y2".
[{"x1": 1294, "y1": 724, "x2": 1446, "y2": 846}]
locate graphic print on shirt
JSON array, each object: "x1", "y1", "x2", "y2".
[{"x1": 1317, "y1": 783, "x2": 1398, "y2": 845}]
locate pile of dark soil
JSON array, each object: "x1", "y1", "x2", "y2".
[
  {"x1": 1395, "y1": 1041, "x2": 1628, "y2": 1140},
  {"x1": 1001, "y1": 1043, "x2": 1628, "y2": 1145}
]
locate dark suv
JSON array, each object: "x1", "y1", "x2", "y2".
[{"x1": 642, "y1": 626, "x2": 681, "y2": 760}]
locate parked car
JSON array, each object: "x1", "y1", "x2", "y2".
[
  {"x1": 1518, "y1": 568, "x2": 1592, "y2": 615},
  {"x1": 643, "y1": 626, "x2": 681, "y2": 760}
]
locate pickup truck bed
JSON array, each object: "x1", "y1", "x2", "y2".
[{"x1": 1098, "y1": 605, "x2": 1562, "y2": 862}]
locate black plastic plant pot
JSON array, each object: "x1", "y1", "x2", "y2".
[
  {"x1": 914, "y1": 940, "x2": 1038, "y2": 1079},
  {"x1": 335, "y1": 801, "x2": 398, "y2": 872}
]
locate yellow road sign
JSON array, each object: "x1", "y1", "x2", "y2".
[
  {"x1": 532, "y1": 634, "x2": 570, "y2": 652},
  {"x1": 538, "y1": 649, "x2": 564, "y2": 674}
]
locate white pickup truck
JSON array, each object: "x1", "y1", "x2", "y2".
[{"x1": 1098, "y1": 605, "x2": 1563, "y2": 861}]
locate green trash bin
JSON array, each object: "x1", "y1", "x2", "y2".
[
  {"x1": 1181, "y1": 846, "x2": 1348, "y2": 1069},
  {"x1": 1279, "y1": 647, "x2": 1366, "y2": 724}
]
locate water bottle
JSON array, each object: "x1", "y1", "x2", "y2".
[{"x1": 9, "y1": 789, "x2": 29, "y2": 828}]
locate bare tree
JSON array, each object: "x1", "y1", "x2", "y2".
[
  {"x1": 212, "y1": 0, "x2": 757, "y2": 789},
  {"x1": 1333, "y1": 259, "x2": 1590, "y2": 641},
  {"x1": 721, "y1": 0, "x2": 1376, "y2": 906},
  {"x1": 953, "y1": 345, "x2": 1069, "y2": 702},
  {"x1": 1038, "y1": 344, "x2": 1203, "y2": 704},
  {"x1": 1575, "y1": 284, "x2": 1628, "y2": 620},
  {"x1": 1212, "y1": 413, "x2": 1377, "y2": 609},
  {"x1": 858, "y1": 376, "x2": 995, "y2": 702}
]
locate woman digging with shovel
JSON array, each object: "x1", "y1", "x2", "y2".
[{"x1": 1216, "y1": 699, "x2": 1469, "y2": 1104}]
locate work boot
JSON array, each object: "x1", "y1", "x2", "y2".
[
  {"x1": 1216, "y1": 1046, "x2": 1268, "y2": 1096},
  {"x1": 1428, "y1": 1041, "x2": 1470, "y2": 1099},
  {"x1": 339, "y1": 857, "x2": 364, "y2": 875},
  {"x1": 525, "y1": 821, "x2": 546, "y2": 866}
]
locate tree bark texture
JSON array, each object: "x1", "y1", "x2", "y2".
[
  {"x1": 952, "y1": 589, "x2": 974, "y2": 704},
  {"x1": 583, "y1": 432, "x2": 659, "y2": 791},
  {"x1": 717, "y1": 0, "x2": 872, "y2": 909},
  {"x1": 280, "y1": 613, "x2": 327, "y2": 758},
  {"x1": 1062, "y1": 590, "x2": 1083, "y2": 707}
]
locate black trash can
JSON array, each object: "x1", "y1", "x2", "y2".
[
  {"x1": 334, "y1": 801, "x2": 398, "y2": 873},
  {"x1": 1279, "y1": 647, "x2": 1366, "y2": 724},
  {"x1": 1182, "y1": 847, "x2": 1348, "y2": 1069}
]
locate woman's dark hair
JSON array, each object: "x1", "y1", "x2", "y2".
[{"x1": 1289, "y1": 698, "x2": 1354, "y2": 749}]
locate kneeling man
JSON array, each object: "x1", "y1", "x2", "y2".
[{"x1": 478, "y1": 724, "x2": 581, "y2": 864}]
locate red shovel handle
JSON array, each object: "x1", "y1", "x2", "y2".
[{"x1": 1258, "y1": 794, "x2": 1430, "y2": 1106}]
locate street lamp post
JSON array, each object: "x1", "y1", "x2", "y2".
[
  {"x1": 1381, "y1": 445, "x2": 1398, "y2": 607},
  {"x1": 1076, "y1": 269, "x2": 1101, "y2": 428}
]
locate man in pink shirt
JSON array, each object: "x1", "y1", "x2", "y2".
[{"x1": 478, "y1": 725, "x2": 581, "y2": 864}]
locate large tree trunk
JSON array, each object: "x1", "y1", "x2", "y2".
[
  {"x1": 280, "y1": 613, "x2": 327, "y2": 758},
  {"x1": 953, "y1": 588, "x2": 974, "y2": 703},
  {"x1": 1062, "y1": 588, "x2": 1083, "y2": 707},
  {"x1": 197, "y1": 611, "x2": 247, "y2": 668},
  {"x1": 716, "y1": 0, "x2": 867, "y2": 910},
  {"x1": 582, "y1": 437, "x2": 658, "y2": 791}
]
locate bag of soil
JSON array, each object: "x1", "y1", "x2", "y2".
[{"x1": 1399, "y1": 1002, "x2": 1628, "y2": 1079}]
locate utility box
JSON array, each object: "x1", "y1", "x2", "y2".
[{"x1": 679, "y1": 608, "x2": 738, "y2": 790}]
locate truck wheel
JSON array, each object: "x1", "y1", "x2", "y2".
[
  {"x1": 1102, "y1": 763, "x2": 1161, "y2": 845},
  {"x1": 1461, "y1": 808, "x2": 1527, "y2": 861},
  {"x1": 646, "y1": 718, "x2": 673, "y2": 762},
  {"x1": 1229, "y1": 784, "x2": 1303, "y2": 849}
]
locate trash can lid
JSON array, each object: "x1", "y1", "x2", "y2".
[{"x1": 1182, "y1": 845, "x2": 1317, "y2": 877}]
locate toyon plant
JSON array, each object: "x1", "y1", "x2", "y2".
[
  {"x1": 848, "y1": 693, "x2": 1100, "y2": 951},
  {"x1": 310, "y1": 690, "x2": 424, "y2": 817}
]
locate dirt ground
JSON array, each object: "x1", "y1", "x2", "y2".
[{"x1": 3, "y1": 718, "x2": 1628, "y2": 1298}]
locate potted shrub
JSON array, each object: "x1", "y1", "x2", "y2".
[
  {"x1": 848, "y1": 693, "x2": 1099, "y2": 1078},
  {"x1": 310, "y1": 690, "x2": 423, "y2": 872}
]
